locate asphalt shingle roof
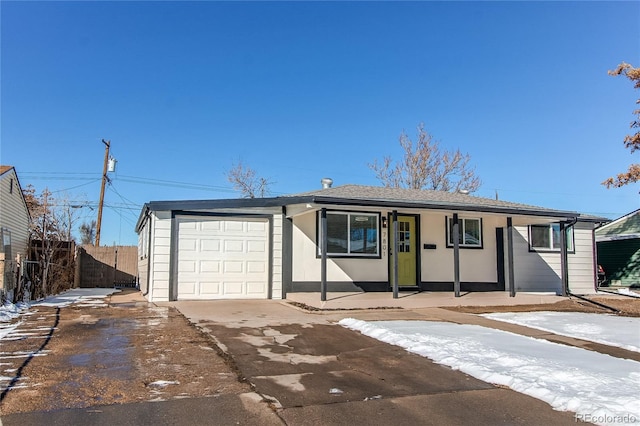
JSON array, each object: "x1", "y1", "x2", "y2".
[{"x1": 286, "y1": 184, "x2": 577, "y2": 216}]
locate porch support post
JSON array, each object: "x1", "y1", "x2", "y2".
[
  {"x1": 320, "y1": 208, "x2": 327, "y2": 302},
  {"x1": 560, "y1": 222, "x2": 569, "y2": 297},
  {"x1": 392, "y1": 210, "x2": 399, "y2": 299},
  {"x1": 507, "y1": 217, "x2": 515, "y2": 297},
  {"x1": 453, "y1": 213, "x2": 460, "y2": 297}
]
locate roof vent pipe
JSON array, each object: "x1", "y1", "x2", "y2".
[
  {"x1": 458, "y1": 189, "x2": 469, "y2": 195},
  {"x1": 321, "y1": 178, "x2": 333, "y2": 189}
]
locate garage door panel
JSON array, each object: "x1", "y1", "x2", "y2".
[
  {"x1": 246, "y1": 282, "x2": 266, "y2": 294},
  {"x1": 199, "y1": 282, "x2": 221, "y2": 294},
  {"x1": 223, "y1": 281, "x2": 244, "y2": 294},
  {"x1": 247, "y1": 240, "x2": 266, "y2": 253},
  {"x1": 200, "y1": 260, "x2": 220, "y2": 273},
  {"x1": 178, "y1": 281, "x2": 196, "y2": 295},
  {"x1": 223, "y1": 261, "x2": 244, "y2": 273},
  {"x1": 180, "y1": 221, "x2": 199, "y2": 231},
  {"x1": 179, "y1": 261, "x2": 197, "y2": 273},
  {"x1": 224, "y1": 221, "x2": 244, "y2": 232},
  {"x1": 179, "y1": 239, "x2": 197, "y2": 251},
  {"x1": 224, "y1": 240, "x2": 245, "y2": 252},
  {"x1": 247, "y1": 261, "x2": 265, "y2": 273},
  {"x1": 201, "y1": 221, "x2": 221, "y2": 231},
  {"x1": 177, "y1": 217, "x2": 269, "y2": 300},
  {"x1": 200, "y1": 239, "x2": 221, "y2": 252}
]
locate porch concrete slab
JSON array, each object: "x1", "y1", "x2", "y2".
[{"x1": 285, "y1": 291, "x2": 567, "y2": 310}]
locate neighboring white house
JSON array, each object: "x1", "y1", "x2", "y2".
[
  {"x1": 135, "y1": 182, "x2": 606, "y2": 302},
  {"x1": 0, "y1": 166, "x2": 31, "y2": 295}
]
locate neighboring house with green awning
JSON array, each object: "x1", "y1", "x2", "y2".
[{"x1": 596, "y1": 209, "x2": 640, "y2": 287}]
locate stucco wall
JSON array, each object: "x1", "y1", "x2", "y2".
[
  {"x1": 419, "y1": 213, "x2": 501, "y2": 283},
  {"x1": 292, "y1": 209, "x2": 503, "y2": 284},
  {"x1": 292, "y1": 210, "x2": 388, "y2": 282}
]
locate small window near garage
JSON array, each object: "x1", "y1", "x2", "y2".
[
  {"x1": 446, "y1": 217, "x2": 483, "y2": 248},
  {"x1": 318, "y1": 211, "x2": 380, "y2": 257},
  {"x1": 529, "y1": 223, "x2": 574, "y2": 252}
]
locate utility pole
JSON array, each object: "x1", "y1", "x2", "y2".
[{"x1": 95, "y1": 139, "x2": 110, "y2": 247}]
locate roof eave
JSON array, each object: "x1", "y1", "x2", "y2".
[{"x1": 305, "y1": 195, "x2": 579, "y2": 219}]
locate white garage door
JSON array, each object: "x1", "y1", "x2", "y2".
[{"x1": 177, "y1": 217, "x2": 269, "y2": 300}]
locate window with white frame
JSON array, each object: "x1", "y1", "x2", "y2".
[
  {"x1": 446, "y1": 217, "x2": 483, "y2": 248},
  {"x1": 318, "y1": 211, "x2": 379, "y2": 257},
  {"x1": 529, "y1": 223, "x2": 574, "y2": 252}
]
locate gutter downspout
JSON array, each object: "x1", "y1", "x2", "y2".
[
  {"x1": 560, "y1": 218, "x2": 578, "y2": 297},
  {"x1": 320, "y1": 208, "x2": 327, "y2": 302},
  {"x1": 568, "y1": 292, "x2": 620, "y2": 313}
]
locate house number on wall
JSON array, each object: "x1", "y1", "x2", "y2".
[{"x1": 382, "y1": 230, "x2": 387, "y2": 254}]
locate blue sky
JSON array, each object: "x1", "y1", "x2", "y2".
[{"x1": 2, "y1": 1, "x2": 639, "y2": 246}]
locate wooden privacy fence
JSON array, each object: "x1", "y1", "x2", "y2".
[{"x1": 75, "y1": 245, "x2": 138, "y2": 288}]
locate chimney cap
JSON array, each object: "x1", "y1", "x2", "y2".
[{"x1": 321, "y1": 178, "x2": 333, "y2": 189}]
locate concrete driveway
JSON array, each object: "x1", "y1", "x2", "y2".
[{"x1": 171, "y1": 300, "x2": 582, "y2": 425}]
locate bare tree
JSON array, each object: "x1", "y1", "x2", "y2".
[
  {"x1": 369, "y1": 123, "x2": 481, "y2": 193},
  {"x1": 79, "y1": 220, "x2": 97, "y2": 245},
  {"x1": 603, "y1": 62, "x2": 640, "y2": 188},
  {"x1": 226, "y1": 161, "x2": 273, "y2": 198},
  {"x1": 22, "y1": 185, "x2": 76, "y2": 298}
]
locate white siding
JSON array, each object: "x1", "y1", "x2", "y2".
[
  {"x1": 271, "y1": 213, "x2": 283, "y2": 299},
  {"x1": 0, "y1": 169, "x2": 30, "y2": 260},
  {"x1": 568, "y1": 223, "x2": 597, "y2": 294},
  {"x1": 512, "y1": 223, "x2": 596, "y2": 294},
  {"x1": 148, "y1": 211, "x2": 172, "y2": 302}
]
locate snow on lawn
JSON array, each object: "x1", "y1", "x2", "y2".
[
  {"x1": 1, "y1": 288, "x2": 121, "y2": 393},
  {"x1": 0, "y1": 301, "x2": 30, "y2": 323},
  {"x1": 481, "y1": 311, "x2": 640, "y2": 352},
  {"x1": 340, "y1": 318, "x2": 640, "y2": 426}
]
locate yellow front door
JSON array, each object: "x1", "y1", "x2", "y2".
[{"x1": 390, "y1": 215, "x2": 417, "y2": 287}]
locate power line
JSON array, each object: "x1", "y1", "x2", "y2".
[{"x1": 116, "y1": 175, "x2": 239, "y2": 193}]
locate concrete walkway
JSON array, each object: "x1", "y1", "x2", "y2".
[
  {"x1": 286, "y1": 291, "x2": 566, "y2": 310},
  {"x1": 171, "y1": 299, "x2": 603, "y2": 425}
]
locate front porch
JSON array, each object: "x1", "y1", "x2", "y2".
[{"x1": 286, "y1": 290, "x2": 567, "y2": 311}]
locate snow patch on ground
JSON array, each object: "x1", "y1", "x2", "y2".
[
  {"x1": 616, "y1": 288, "x2": 640, "y2": 298},
  {"x1": 34, "y1": 288, "x2": 119, "y2": 308},
  {"x1": 481, "y1": 311, "x2": 640, "y2": 352},
  {"x1": 339, "y1": 318, "x2": 640, "y2": 425}
]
